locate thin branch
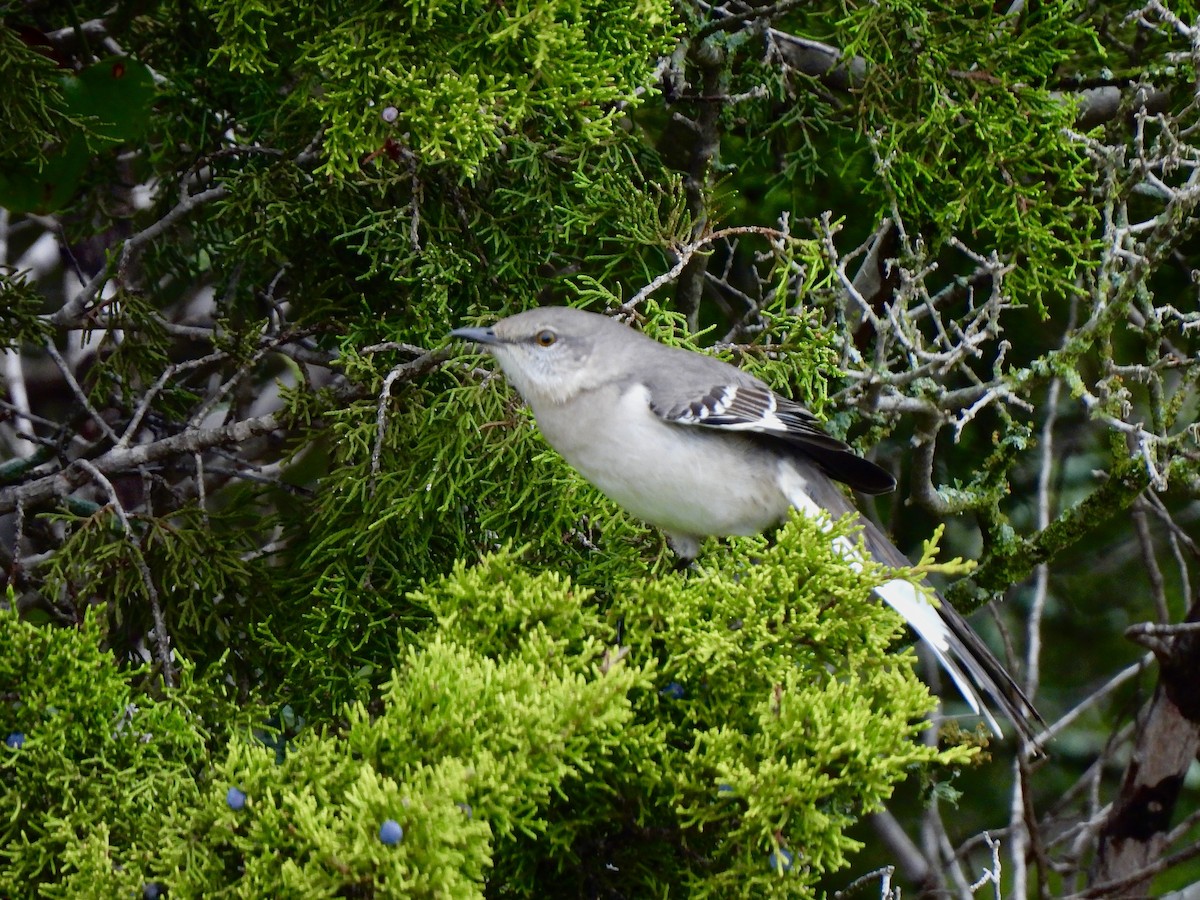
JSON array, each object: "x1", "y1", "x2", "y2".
[
  {"x1": 620, "y1": 225, "x2": 791, "y2": 315},
  {"x1": 1032, "y1": 655, "x2": 1152, "y2": 747},
  {"x1": 370, "y1": 347, "x2": 452, "y2": 488},
  {"x1": 867, "y1": 811, "x2": 932, "y2": 887},
  {"x1": 75, "y1": 459, "x2": 174, "y2": 687},
  {"x1": 119, "y1": 351, "x2": 227, "y2": 447},
  {"x1": 44, "y1": 339, "x2": 119, "y2": 443},
  {"x1": 50, "y1": 185, "x2": 231, "y2": 326},
  {"x1": 0, "y1": 410, "x2": 285, "y2": 515}
]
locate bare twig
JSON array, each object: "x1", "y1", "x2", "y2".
[
  {"x1": 50, "y1": 185, "x2": 231, "y2": 326},
  {"x1": 44, "y1": 339, "x2": 119, "y2": 443},
  {"x1": 370, "y1": 348, "x2": 453, "y2": 487},
  {"x1": 75, "y1": 459, "x2": 174, "y2": 686},
  {"x1": 619, "y1": 225, "x2": 792, "y2": 315}
]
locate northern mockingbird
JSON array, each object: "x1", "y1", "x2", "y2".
[{"x1": 451, "y1": 306, "x2": 1041, "y2": 743}]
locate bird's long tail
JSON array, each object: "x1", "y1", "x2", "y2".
[{"x1": 780, "y1": 464, "x2": 1044, "y2": 746}]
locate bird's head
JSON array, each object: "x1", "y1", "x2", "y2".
[{"x1": 450, "y1": 307, "x2": 623, "y2": 407}]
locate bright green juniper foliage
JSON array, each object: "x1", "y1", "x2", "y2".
[
  {"x1": 4, "y1": 519, "x2": 972, "y2": 897},
  {"x1": 174, "y1": 527, "x2": 970, "y2": 897},
  {"x1": 0, "y1": 603, "x2": 249, "y2": 897}
]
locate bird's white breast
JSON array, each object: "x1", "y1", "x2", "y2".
[{"x1": 530, "y1": 382, "x2": 791, "y2": 539}]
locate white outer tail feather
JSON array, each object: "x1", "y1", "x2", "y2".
[{"x1": 871, "y1": 577, "x2": 1004, "y2": 736}]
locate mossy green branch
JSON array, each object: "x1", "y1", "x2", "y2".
[{"x1": 947, "y1": 453, "x2": 1152, "y2": 612}]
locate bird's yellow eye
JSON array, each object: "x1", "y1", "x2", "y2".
[{"x1": 535, "y1": 330, "x2": 557, "y2": 347}]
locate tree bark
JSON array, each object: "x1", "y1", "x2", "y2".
[{"x1": 1091, "y1": 599, "x2": 1200, "y2": 897}]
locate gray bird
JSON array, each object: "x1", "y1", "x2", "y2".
[{"x1": 451, "y1": 306, "x2": 1041, "y2": 744}]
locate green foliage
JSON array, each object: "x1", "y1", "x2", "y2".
[
  {"x1": 0, "y1": 47, "x2": 156, "y2": 213},
  {"x1": 39, "y1": 504, "x2": 267, "y2": 667},
  {"x1": 163, "y1": 718, "x2": 496, "y2": 897},
  {"x1": 604, "y1": 515, "x2": 975, "y2": 895},
  {"x1": 0, "y1": 26, "x2": 66, "y2": 168},
  {"x1": 76, "y1": 291, "x2": 181, "y2": 411},
  {"x1": 837, "y1": 1, "x2": 1098, "y2": 309},
  {"x1": 260, "y1": 302, "x2": 845, "y2": 715},
  {"x1": 0, "y1": 604, "x2": 245, "y2": 897},
  {"x1": 258, "y1": 357, "x2": 653, "y2": 712},
  {"x1": 197, "y1": 0, "x2": 677, "y2": 179},
  {"x1": 12, "y1": 0, "x2": 1185, "y2": 893},
  {"x1": 722, "y1": 2, "x2": 1100, "y2": 311},
  {"x1": 0, "y1": 268, "x2": 54, "y2": 348},
  {"x1": 325, "y1": 141, "x2": 690, "y2": 324},
  {"x1": 6, "y1": 521, "x2": 968, "y2": 897},
  {"x1": 3, "y1": 507, "x2": 973, "y2": 897},
  {"x1": 96, "y1": 0, "x2": 687, "y2": 349},
  {"x1": 173, "y1": 531, "x2": 968, "y2": 898}
]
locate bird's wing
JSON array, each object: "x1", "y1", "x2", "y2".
[{"x1": 649, "y1": 381, "x2": 896, "y2": 495}]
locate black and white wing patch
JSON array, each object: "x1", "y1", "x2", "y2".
[
  {"x1": 651, "y1": 382, "x2": 897, "y2": 495},
  {"x1": 652, "y1": 383, "x2": 845, "y2": 449}
]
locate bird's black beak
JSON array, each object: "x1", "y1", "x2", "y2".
[{"x1": 449, "y1": 326, "x2": 499, "y2": 346}]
